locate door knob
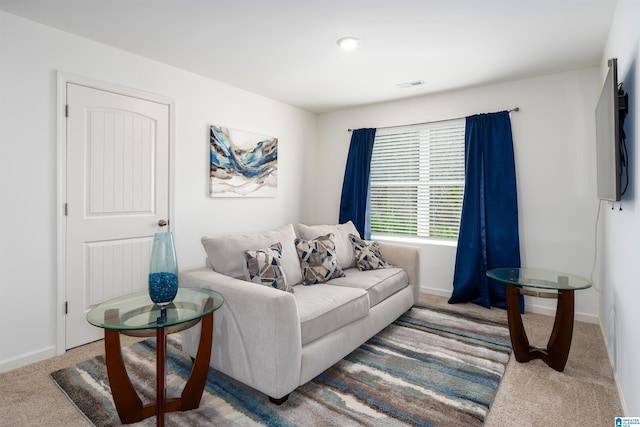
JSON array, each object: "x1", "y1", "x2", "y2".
[{"x1": 158, "y1": 219, "x2": 168, "y2": 227}]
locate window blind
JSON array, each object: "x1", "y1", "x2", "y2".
[{"x1": 369, "y1": 119, "x2": 465, "y2": 239}]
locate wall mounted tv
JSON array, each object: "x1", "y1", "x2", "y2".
[{"x1": 595, "y1": 58, "x2": 628, "y2": 202}]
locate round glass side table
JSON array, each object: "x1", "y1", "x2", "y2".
[
  {"x1": 487, "y1": 267, "x2": 592, "y2": 372},
  {"x1": 87, "y1": 287, "x2": 224, "y2": 426}
]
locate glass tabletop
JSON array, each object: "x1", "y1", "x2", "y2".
[
  {"x1": 486, "y1": 267, "x2": 592, "y2": 291},
  {"x1": 86, "y1": 287, "x2": 224, "y2": 332}
]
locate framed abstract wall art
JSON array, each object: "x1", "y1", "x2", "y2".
[{"x1": 209, "y1": 125, "x2": 278, "y2": 197}]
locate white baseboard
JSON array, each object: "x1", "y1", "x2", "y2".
[
  {"x1": 0, "y1": 346, "x2": 56, "y2": 373},
  {"x1": 523, "y1": 301, "x2": 598, "y2": 324},
  {"x1": 420, "y1": 285, "x2": 599, "y2": 324},
  {"x1": 420, "y1": 286, "x2": 450, "y2": 298},
  {"x1": 599, "y1": 320, "x2": 627, "y2": 416}
]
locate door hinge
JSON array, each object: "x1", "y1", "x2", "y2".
[
  {"x1": 64, "y1": 203, "x2": 68, "y2": 216},
  {"x1": 65, "y1": 301, "x2": 68, "y2": 314},
  {"x1": 65, "y1": 104, "x2": 69, "y2": 118}
]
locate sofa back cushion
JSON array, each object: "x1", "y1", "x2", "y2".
[
  {"x1": 202, "y1": 224, "x2": 303, "y2": 285},
  {"x1": 296, "y1": 221, "x2": 359, "y2": 269}
]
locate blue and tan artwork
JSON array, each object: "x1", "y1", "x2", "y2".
[{"x1": 209, "y1": 125, "x2": 278, "y2": 197}]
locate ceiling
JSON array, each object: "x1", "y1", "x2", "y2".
[{"x1": 0, "y1": 0, "x2": 616, "y2": 113}]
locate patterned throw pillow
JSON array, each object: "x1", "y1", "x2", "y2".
[
  {"x1": 349, "y1": 233, "x2": 391, "y2": 271},
  {"x1": 295, "y1": 233, "x2": 345, "y2": 285},
  {"x1": 244, "y1": 242, "x2": 292, "y2": 293}
]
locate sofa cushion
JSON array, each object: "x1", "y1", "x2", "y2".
[
  {"x1": 327, "y1": 267, "x2": 409, "y2": 308},
  {"x1": 349, "y1": 233, "x2": 391, "y2": 271},
  {"x1": 243, "y1": 242, "x2": 292, "y2": 293},
  {"x1": 295, "y1": 233, "x2": 345, "y2": 285},
  {"x1": 297, "y1": 221, "x2": 359, "y2": 269},
  {"x1": 202, "y1": 224, "x2": 303, "y2": 285},
  {"x1": 294, "y1": 284, "x2": 369, "y2": 345}
]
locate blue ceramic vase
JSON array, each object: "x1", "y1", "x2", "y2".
[{"x1": 148, "y1": 232, "x2": 178, "y2": 305}]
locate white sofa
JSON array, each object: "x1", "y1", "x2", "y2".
[{"x1": 179, "y1": 222, "x2": 420, "y2": 403}]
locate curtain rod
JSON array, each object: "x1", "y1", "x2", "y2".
[{"x1": 347, "y1": 107, "x2": 520, "y2": 132}]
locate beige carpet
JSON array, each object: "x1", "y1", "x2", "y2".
[
  {"x1": 0, "y1": 294, "x2": 623, "y2": 426},
  {"x1": 425, "y1": 295, "x2": 624, "y2": 426}
]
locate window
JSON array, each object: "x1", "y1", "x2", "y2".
[{"x1": 369, "y1": 119, "x2": 465, "y2": 240}]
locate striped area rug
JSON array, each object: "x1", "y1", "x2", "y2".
[{"x1": 51, "y1": 304, "x2": 511, "y2": 426}]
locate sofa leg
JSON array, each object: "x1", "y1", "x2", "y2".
[{"x1": 269, "y1": 394, "x2": 289, "y2": 405}]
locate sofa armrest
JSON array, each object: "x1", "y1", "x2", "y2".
[
  {"x1": 377, "y1": 241, "x2": 421, "y2": 304},
  {"x1": 179, "y1": 268, "x2": 302, "y2": 399}
]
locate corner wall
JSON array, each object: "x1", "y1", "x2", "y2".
[
  {"x1": 600, "y1": 0, "x2": 640, "y2": 416},
  {"x1": 0, "y1": 11, "x2": 315, "y2": 371},
  {"x1": 315, "y1": 68, "x2": 602, "y2": 322}
]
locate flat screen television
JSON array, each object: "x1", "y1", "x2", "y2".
[{"x1": 595, "y1": 58, "x2": 628, "y2": 201}]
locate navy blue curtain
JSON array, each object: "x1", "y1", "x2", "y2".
[
  {"x1": 339, "y1": 128, "x2": 376, "y2": 239},
  {"x1": 449, "y1": 112, "x2": 521, "y2": 310}
]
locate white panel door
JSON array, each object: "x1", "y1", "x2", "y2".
[{"x1": 65, "y1": 83, "x2": 170, "y2": 349}]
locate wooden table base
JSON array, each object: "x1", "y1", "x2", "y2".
[
  {"x1": 104, "y1": 312, "x2": 213, "y2": 425},
  {"x1": 506, "y1": 284, "x2": 574, "y2": 372}
]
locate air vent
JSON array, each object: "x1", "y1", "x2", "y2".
[{"x1": 396, "y1": 80, "x2": 425, "y2": 89}]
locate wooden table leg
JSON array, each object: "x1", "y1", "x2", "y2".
[
  {"x1": 505, "y1": 284, "x2": 534, "y2": 362},
  {"x1": 505, "y1": 285, "x2": 575, "y2": 372},
  {"x1": 545, "y1": 289, "x2": 574, "y2": 371},
  {"x1": 104, "y1": 310, "x2": 214, "y2": 423},
  {"x1": 179, "y1": 312, "x2": 213, "y2": 409},
  {"x1": 104, "y1": 329, "x2": 144, "y2": 424},
  {"x1": 156, "y1": 326, "x2": 166, "y2": 427}
]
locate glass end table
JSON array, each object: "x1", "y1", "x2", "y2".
[
  {"x1": 87, "y1": 287, "x2": 224, "y2": 426},
  {"x1": 486, "y1": 267, "x2": 592, "y2": 372}
]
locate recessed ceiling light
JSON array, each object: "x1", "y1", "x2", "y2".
[{"x1": 337, "y1": 36, "x2": 360, "y2": 49}]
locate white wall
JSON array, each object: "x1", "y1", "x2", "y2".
[
  {"x1": 0, "y1": 11, "x2": 316, "y2": 370},
  {"x1": 3, "y1": 8, "x2": 633, "y2": 413},
  {"x1": 315, "y1": 68, "x2": 602, "y2": 321},
  {"x1": 600, "y1": 0, "x2": 640, "y2": 416}
]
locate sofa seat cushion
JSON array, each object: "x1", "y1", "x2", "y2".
[
  {"x1": 294, "y1": 284, "x2": 369, "y2": 345},
  {"x1": 327, "y1": 267, "x2": 409, "y2": 308}
]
